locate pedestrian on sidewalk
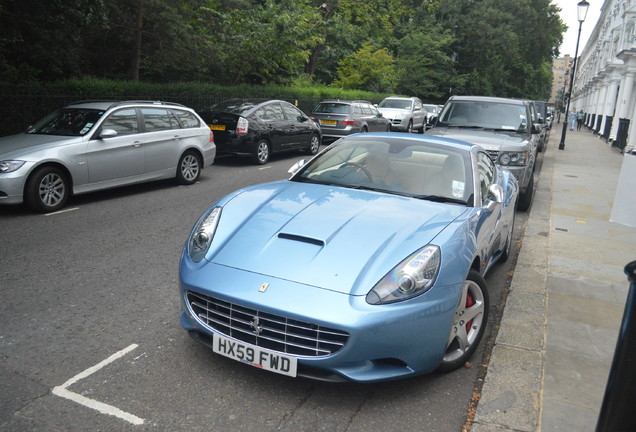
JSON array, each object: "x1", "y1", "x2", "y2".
[
  {"x1": 576, "y1": 110, "x2": 585, "y2": 131},
  {"x1": 569, "y1": 109, "x2": 577, "y2": 131}
]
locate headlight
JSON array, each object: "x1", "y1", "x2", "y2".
[
  {"x1": 366, "y1": 245, "x2": 441, "y2": 305},
  {"x1": 498, "y1": 151, "x2": 528, "y2": 166},
  {"x1": 188, "y1": 206, "x2": 222, "y2": 262},
  {"x1": 0, "y1": 160, "x2": 26, "y2": 173}
]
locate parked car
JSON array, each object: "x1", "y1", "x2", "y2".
[
  {"x1": 423, "y1": 104, "x2": 441, "y2": 128},
  {"x1": 311, "y1": 100, "x2": 390, "y2": 141},
  {"x1": 377, "y1": 96, "x2": 426, "y2": 133},
  {"x1": 179, "y1": 132, "x2": 518, "y2": 382},
  {"x1": 426, "y1": 95, "x2": 540, "y2": 211},
  {"x1": 0, "y1": 100, "x2": 216, "y2": 213},
  {"x1": 198, "y1": 99, "x2": 321, "y2": 165},
  {"x1": 532, "y1": 101, "x2": 550, "y2": 151}
]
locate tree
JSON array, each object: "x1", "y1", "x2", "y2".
[{"x1": 332, "y1": 42, "x2": 398, "y2": 92}]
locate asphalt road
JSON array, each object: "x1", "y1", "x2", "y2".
[{"x1": 0, "y1": 145, "x2": 538, "y2": 432}]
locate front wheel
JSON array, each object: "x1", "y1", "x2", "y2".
[
  {"x1": 25, "y1": 166, "x2": 69, "y2": 213},
  {"x1": 517, "y1": 174, "x2": 534, "y2": 211},
  {"x1": 176, "y1": 150, "x2": 202, "y2": 185},
  {"x1": 438, "y1": 269, "x2": 489, "y2": 372}
]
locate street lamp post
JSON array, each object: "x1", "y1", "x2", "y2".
[{"x1": 558, "y1": 0, "x2": 590, "y2": 150}]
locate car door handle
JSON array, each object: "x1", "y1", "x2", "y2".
[{"x1": 132, "y1": 141, "x2": 143, "y2": 148}]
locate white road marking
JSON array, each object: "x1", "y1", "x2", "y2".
[
  {"x1": 44, "y1": 207, "x2": 79, "y2": 216},
  {"x1": 52, "y1": 344, "x2": 144, "y2": 425},
  {"x1": 258, "y1": 166, "x2": 272, "y2": 170}
]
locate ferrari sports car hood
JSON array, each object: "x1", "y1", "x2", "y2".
[
  {"x1": 426, "y1": 128, "x2": 528, "y2": 152},
  {"x1": 210, "y1": 181, "x2": 468, "y2": 296}
]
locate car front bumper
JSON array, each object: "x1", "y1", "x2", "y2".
[
  {"x1": 179, "y1": 260, "x2": 462, "y2": 383},
  {"x1": 0, "y1": 163, "x2": 34, "y2": 205}
]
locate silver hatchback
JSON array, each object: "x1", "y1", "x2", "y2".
[{"x1": 0, "y1": 100, "x2": 216, "y2": 212}]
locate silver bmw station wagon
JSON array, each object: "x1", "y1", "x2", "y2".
[{"x1": 0, "y1": 100, "x2": 216, "y2": 212}]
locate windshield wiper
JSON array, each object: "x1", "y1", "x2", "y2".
[{"x1": 411, "y1": 194, "x2": 468, "y2": 205}]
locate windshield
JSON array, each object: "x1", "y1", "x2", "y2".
[
  {"x1": 292, "y1": 136, "x2": 473, "y2": 205},
  {"x1": 28, "y1": 108, "x2": 105, "y2": 136},
  {"x1": 437, "y1": 101, "x2": 528, "y2": 132},
  {"x1": 209, "y1": 99, "x2": 266, "y2": 115},
  {"x1": 378, "y1": 99, "x2": 412, "y2": 110}
]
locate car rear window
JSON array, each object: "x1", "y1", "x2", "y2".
[
  {"x1": 313, "y1": 103, "x2": 350, "y2": 114},
  {"x1": 173, "y1": 110, "x2": 201, "y2": 128}
]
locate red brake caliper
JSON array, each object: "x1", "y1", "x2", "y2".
[{"x1": 465, "y1": 291, "x2": 475, "y2": 332}]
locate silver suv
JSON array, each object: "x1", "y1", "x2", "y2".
[
  {"x1": 0, "y1": 100, "x2": 216, "y2": 212},
  {"x1": 377, "y1": 96, "x2": 427, "y2": 133},
  {"x1": 425, "y1": 96, "x2": 540, "y2": 210}
]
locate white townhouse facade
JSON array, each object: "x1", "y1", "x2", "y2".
[{"x1": 571, "y1": 0, "x2": 636, "y2": 153}]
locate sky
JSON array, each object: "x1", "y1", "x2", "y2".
[{"x1": 553, "y1": 0, "x2": 604, "y2": 57}]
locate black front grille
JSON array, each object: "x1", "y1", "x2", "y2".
[{"x1": 187, "y1": 291, "x2": 349, "y2": 357}]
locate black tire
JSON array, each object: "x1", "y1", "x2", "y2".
[
  {"x1": 24, "y1": 165, "x2": 69, "y2": 213},
  {"x1": 406, "y1": 120, "x2": 413, "y2": 133},
  {"x1": 253, "y1": 139, "x2": 270, "y2": 165},
  {"x1": 360, "y1": 127, "x2": 368, "y2": 133},
  {"x1": 306, "y1": 133, "x2": 320, "y2": 155},
  {"x1": 176, "y1": 150, "x2": 202, "y2": 185},
  {"x1": 517, "y1": 174, "x2": 534, "y2": 211},
  {"x1": 438, "y1": 269, "x2": 489, "y2": 372},
  {"x1": 500, "y1": 207, "x2": 516, "y2": 262}
]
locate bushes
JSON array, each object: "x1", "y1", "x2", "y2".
[{"x1": 0, "y1": 78, "x2": 395, "y2": 136}]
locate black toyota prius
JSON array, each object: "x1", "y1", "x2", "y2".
[{"x1": 198, "y1": 98, "x2": 322, "y2": 165}]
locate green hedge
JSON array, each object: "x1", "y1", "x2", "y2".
[{"x1": 0, "y1": 78, "x2": 396, "y2": 136}]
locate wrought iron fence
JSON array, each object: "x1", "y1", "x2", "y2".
[{"x1": 0, "y1": 86, "x2": 323, "y2": 137}]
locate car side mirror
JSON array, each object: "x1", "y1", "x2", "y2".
[
  {"x1": 288, "y1": 159, "x2": 307, "y2": 176},
  {"x1": 485, "y1": 183, "x2": 504, "y2": 211},
  {"x1": 99, "y1": 129, "x2": 118, "y2": 139},
  {"x1": 297, "y1": 116, "x2": 308, "y2": 122},
  {"x1": 532, "y1": 123, "x2": 542, "y2": 134}
]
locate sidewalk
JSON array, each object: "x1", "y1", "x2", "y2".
[{"x1": 471, "y1": 126, "x2": 636, "y2": 431}]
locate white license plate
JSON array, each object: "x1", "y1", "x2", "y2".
[{"x1": 212, "y1": 334, "x2": 298, "y2": 377}]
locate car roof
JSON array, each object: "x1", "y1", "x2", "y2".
[
  {"x1": 382, "y1": 96, "x2": 418, "y2": 100},
  {"x1": 318, "y1": 99, "x2": 372, "y2": 105},
  {"x1": 65, "y1": 100, "x2": 188, "y2": 110},
  {"x1": 447, "y1": 95, "x2": 527, "y2": 106}
]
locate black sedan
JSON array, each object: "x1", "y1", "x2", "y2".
[{"x1": 198, "y1": 99, "x2": 321, "y2": 164}]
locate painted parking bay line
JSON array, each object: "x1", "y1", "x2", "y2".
[{"x1": 52, "y1": 343, "x2": 144, "y2": 425}]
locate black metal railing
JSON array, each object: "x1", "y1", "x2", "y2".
[{"x1": 596, "y1": 260, "x2": 636, "y2": 432}]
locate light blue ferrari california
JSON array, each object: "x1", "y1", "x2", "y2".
[{"x1": 179, "y1": 133, "x2": 519, "y2": 382}]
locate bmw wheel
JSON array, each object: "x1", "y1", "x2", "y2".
[
  {"x1": 438, "y1": 269, "x2": 489, "y2": 372},
  {"x1": 253, "y1": 140, "x2": 270, "y2": 165},
  {"x1": 25, "y1": 166, "x2": 69, "y2": 213},
  {"x1": 176, "y1": 150, "x2": 202, "y2": 185}
]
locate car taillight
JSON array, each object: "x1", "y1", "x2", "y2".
[
  {"x1": 209, "y1": 131, "x2": 214, "y2": 143},
  {"x1": 342, "y1": 120, "x2": 356, "y2": 126},
  {"x1": 237, "y1": 117, "x2": 249, "y2": 135}
]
